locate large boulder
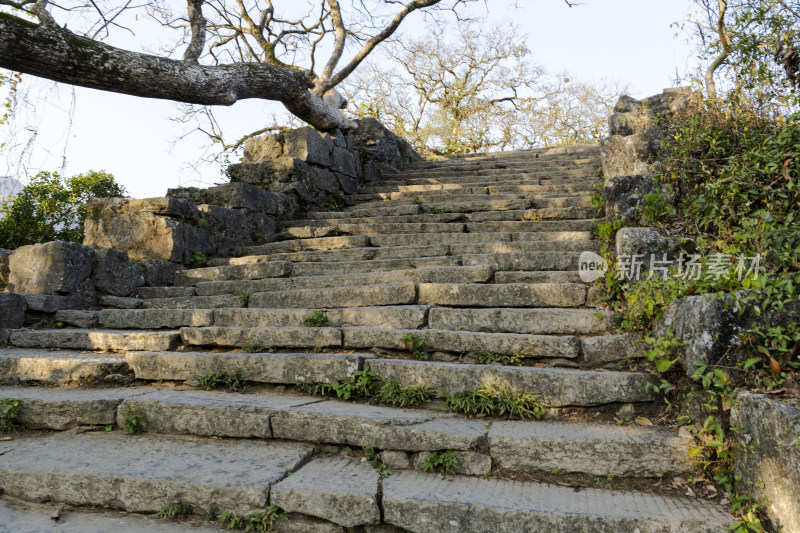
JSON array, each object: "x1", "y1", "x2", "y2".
[
  {"x1": 0, "y1": 293, "x2": 25, "y2": 328},
  {"x1": 731, "y1": 392, "x2": 800, "y2": 532},
  {"x1": 84, "y1": 197, "x2": 214, "y2": 264},
  {"x1": 166, "y1": 182, "x2": 286, "y2": 214},
  {"x1": 602, "y1": 174, "x2": 655, "y2": 224},
  {"x1": 601, "y1": 130, "x2": 664, "y2": 178},
  {"x1": 92, "y1": 249, "x2": 145, "y2": 296},
  {"x1": 8, "y1": 241, "x2": 96, "y2": 295},
  {"x1": 284, "y1": 127, "x2": 332, "y2": 166},
  {"x1": 137, "y1": 259, "x2": 184, "y2": 287}
]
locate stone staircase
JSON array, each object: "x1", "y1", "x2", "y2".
[{"x1": 0, "y1": 145, "x2": 731, "y2": 532}]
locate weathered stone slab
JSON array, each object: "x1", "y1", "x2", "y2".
[
  {"x1": 428, "y1": 308, "x2": 618, "y2": 335},
  {"x1": 249, "y1": 283, "x2": 417, "y2": 309},
  {"x1": 382, "y1": 471, "x2": 731, "y2": 533},
  {"x1": 269, "y1": 245, "x2": 450, "y2": 264},
  {"x1": 418, "y1": 283, "x2": 586, "y2": 308},
  {"x1": 0, "y1": 386, "x2": 145, "y2": 430},
  {"x1": 412, "y1": 451, "x2": 491, "y2": 476},
  {"x1": 271, "y1": 401, "x2": 487, "y2": 451},
  {"x1": 370, "y1": 233, "x2": 510, "y2": 247},
  {"x1": 368, "y1": 359, "x2": 657, "y2": 406},
  {"x1": 180, "y1": 326, "x2": 342, "y2": 348},
  {"x1": 464, "y1": 220, "x2": 596, "y2": 232},
  {"x1": 8, "y1": 241, "x2": 95, "y2": 295},
  {"x1": 493, "y1": 271, "x2": 583, "y2": 284},
  {"x1": 214, "y1": 306, "x2": 429, "y2": 330},
  {"x1": 9, "y1": 329, "x2": 181, "y2": 352},
  {"x1": 461, "y1": 252, "x2": 581, "y2": 271},
  {"x1": 284, "y1": 127, "x2": 332, "y2": 166},
  {"x1": 167, "y1": 182, "x2": 286, "y2": 214},
  {"x1": 451, "y1": 240, "x2": 600, "y2": 254},
  {"x1": 489, "y1": 420, "x2": 693, "y2": 477},
  {"x1": 0, "y1": 293, "x2": 25, "y2": 329},
  {"x1": 126, "y1": 351, "x2": 367, "y2": 384},
  {"x1": 92, "y1": 249, "x2": 145, "y2": 296},
  {"x1": 174, "y1": 261, "x2": 292, "y2": 286},
  {"x1": 136, "y1": 286, "x2": 196, "y2": 299},
  {"x1": 98, "y1": 295, "x2": 144, "y2": 309},
  {"x1": 0, "y1": 348, "x2": 126, "y2": 383},
  {"x1": 137, "y1": 258, "x2": 184, "y2": 287},
  {"x1": 271, "y1": 457, "x2": 380, "y2": 527},
  {"x1": 582, "y1": 334, "x2": 646, "y2": 366},
  {"x1": 239, "y1": 235, "x2": 370, "y2": 256},
  {"x1": 143, "y1": 294, "x2": 244, "y2": 310},
  {"x1": 0, "y1": 432, "x2": 312, "y2": 515},
  {"x1": 290, "y1": 257, "x2": 458, "y2": 277},
  {"x1": 99, "y1": 309, "x2": 214, "y2": 329},
  {"x1": 117, "y1": 389, "x2": 315, "y2": 438},
  {"x1": 54, "y1": 310, "x2": 99, "y2": 328},
  {"x1": 732, "y1": 392, "x2": 800, "y2": 532},
  {"x1": 343, "y1": 327, "x2": 580, "y2": 358}
]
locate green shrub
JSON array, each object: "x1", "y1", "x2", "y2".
[
  {"x1": 401, "y1": 333, "x2": 429, "y2": 360},
  {"x1": 0, "y1": 170, "x2": 127, "y2": 249}
]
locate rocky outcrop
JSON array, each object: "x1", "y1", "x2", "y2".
[{"x1": 731, "y1": 392, "x2": 800, "y2": 532}]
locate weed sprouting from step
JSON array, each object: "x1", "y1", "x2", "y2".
[
  {"x1": 325, "y1": 189, "x2": 346, "y2": 211},
  {"x1": 296, "y1": 364, "x2": 378, "y2": 401},
  {"x1": 242, "y1": 345, "x2": 263, "y2": 353},
  {"x1": 424, "y1": 206, "x2": 444, "y2": 214},
  {"x1": 378, "y1": 381, "x2": 434, "y2": 407},
  {"x1": 189, "y1": 249, "x2": 205, "y2": 267},
  {"x1": 123, "y1": 406, "x2": 146, "y2": 434},
  {"x1": 420, "y1": 450, "x2": 459, "y2": 475},
  {"x1": 364, "y1": 445, "x2": 392, "y2": 476},
  {"x1": 237, "y1": 292, "x2": 251, "y2": 305},
  {"x1": 303, "y1": 311, "x2": 333, "y2": 327},
  {"x1": 0, "y1": 398, "x2": 20, "y2": 434},
  {"x1": 412, "y1": 198, "x2": 424, "y2": 205},
  {"x1": 217, "y1": 505, "x2": 287, "y2": 532},
  {"x1": 401, "y1": 333, "x2": 429, "y2": 360},
  {"x1": 153, "y1": 502, "x2": 193, "y2": 519},
  {"x1": 446, "y1": 385, "x2": 546, "y2": 419},
  {"x1": 198, "y1": 368, "x2": 246, "y2": 392},
  {"x1": 472, "y1": 351, "x2": 525, "y2": 366}
]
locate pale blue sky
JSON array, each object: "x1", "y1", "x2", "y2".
[{"x1": 1, "y1": 0, "x2": 698, "y2": 199}]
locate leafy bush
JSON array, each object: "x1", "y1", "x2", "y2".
[{"x1": 0, "y1": 170, "x2": 127, "y2": 248}]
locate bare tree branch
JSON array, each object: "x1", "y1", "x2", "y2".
[{"x1": 183, "y1": 0, "x2": 207, "y2": 62}]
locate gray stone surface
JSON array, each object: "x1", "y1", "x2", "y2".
[
  {"x1": 180, "y1": 326, "x2": 342, "y2": 348},
  {"x1": 290, "y1": 257, "x2": 458, "y2": 277},
  {"x1": 239, "y1": 235, "x2": 369, "y2": 256},
  {"x1": 92, "y1": 249, "x2": 145, "y2": 296},
  {"x1": 581, "y1": 333, "x2": 646, "y2": 366},
  {"x1": 271, "y1": 457, "x2": 380, "y2": 527},
  {"x1": 0, "y1": 432, "x2": 312, "y2": 515},
  {"x1": 0, "y1": 386, "x2": 146, "y2": 430},
  {"x1": 137, "y1": 286, "x2": 196, "y2": 298},
  {"x1": 98, "y1": 295, "x2": 144, "y2": 309},
  {"x1": 249, "y1": 283, "x2": 417, "y2": 309},
  {"x1": 731, "y1": 392, "x2": 800, "y2": 532},
  {"x1": 418, "y1": 283, "x2": 586, "y2": 307},
  {"x1": 615, "y1": 227, "x2": 684, "y2": 274},
  {"x1": 343, "y1": 327, "x2": 580, "y2": 359},
  {"x1": 99, "y1": 309, "x2": 214, "y2": 329},
  {"x1": 126, "y1": 351, "x2": 366, "y2": 384},
  {"x1": 428, "y1": 307, "x2": 618, "y2": 335},
  {"x1": 271, "y1": 401, "x2": 487, "y2": 451},
  {"x1": 117, "y1": 389, "x2": 315, "y2": 438},
  {"x1": 382, "y1": 471, "x2": 731, "y2": 533},
  {"x1": 413, "y1": 451, "x2": 491, "y2": 476},
  {"x1": 143, "y1": 294, "x2": 244, "y2": 310},
  {"x1": 54, "y1": 310, "x2": 99, "y2": 328},
  {"x1": 9, "y1": 329, "x2": 180, "y2": 351},
  {"x1": 461, "y1": 251, "x2": 581, "y2": 272},
  {"x1": 368, "y1": 359, "x2": 657, "y2": 406},
  {"x1": 8, "y1": 241, "x2": 95, "y2": 295},
  {"x1": 214, "y1": 306, "x2": 429, "y2": 330},
  {"x1": 173, "y1": 260, "x2": 292, "y2": 285},
  {"x1": 603, "y1": 173, "x2": 655, "y2": 224},
  {"x1": 167, "y1": 182, "x2": 286, "y2": 214},
  {"x1": 0, "y1": 496, "x2": 222, "y2": 533},
  {"x1": 0, "y1": 293, "x2": 25, "y2": 329},
  {"x1": 137, "y1": 258, "x2": 185, "y2": 287},
  {"x1": 489, "y1": 420, "x2": 693, "y2": 477},
  {"x1": 284, "y1": 127, "x2": 332, "y2": 166},
  {"x1": 0, "y1": 348, "x2": 127, "y2": 383},
  {"x1": 380, "y1": 450, "x2": 412, "y2": 470}
]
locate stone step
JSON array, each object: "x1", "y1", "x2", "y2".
[
  {"x1": 418, "y1": 283, "x2": 586, "y2": 307},
  {"x1": 181, "y1": 326, "x2": 342, "y2": 349},
  {"x1": 8, "y1": 329, "x2": 181, "y2": 352},
  {"x1": 214, "y1": 306, "x2": 430, "y2": 330},
  {"x1": 346, "y1": 192, "x2": 526, "y2": 207},
  {"x1": 382, "y1": 471, "x2": 730, "y2": 533},
  {"x1": 143, "y1": 294, "x2": 245, "y2": 309},
  {"x1": 0, "y1": 431, "x2": 312, "y2": 516},
  {"x1": 136, "y1": 286, "x2": 196, "y2": 299},
  {"x1": 387, "y1": 170, "x2": 599, "y2": 186},
  {"x1": 192, "y1": 266, "x2": 492, "y2": 297},
  {"x1": 465, "y1": 218, "x2": 597, "y2": 232},
  {"x1": 237, "y1": 235, "x2": 370, "y2": 257},
  {"x1": 285, "y1": 221, "x2": 464, "y2": 236},
  {"x1": 339, "y1": 198, "x2": 533, "y2": 218},
  {"x1": 393, "y1": 161, "x2": 601, "y2": 178},
  {"x1": 427, "y1": 308, "x2": 619, "y2": 335},
  {"x1": 290, "y1": 256, "x2": 459, "y2": 276},
  {"x1": 455, "y1": 206, "x2": 598, "y2": 222},
  {"x1": 244, "y1": 245, "x2": 452, "y2": 264},
  {"x1": 369, "y1": 359, "x2": 657, "y2": 406},
  {"x1": 98, "y1": 309, "x2": 214, "y2": 329},
  {"x1": 0, "y1": 347, "x2": 127, "y2": 384},
  {"x1": 172, "y1": 260, "x2": 293, "y2": 286},
  {"x1": 400, "y1": 155, "x2": 601, "y2": 170},
  {"x1": 0, "y1": 385, "x2": 692, "y2": 480},
  {"x1": 461, "y1": 251, "x2": 580, "y2": 271},
  {"x1": 369, "y1": 231, "x2": 592, "y2": 248},
  {"x1": 449, "y1": 240, "x2": 600, "y2": 255},
  {"x1": 359, "y1": 179, "x2": 597, "y2": 195},
  {"x1": 494, "y1": 270, "x2": 584, "y2": 283}
]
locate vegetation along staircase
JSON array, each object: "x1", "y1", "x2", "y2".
[{"x1": 0, "y1": 144, "x2": 732, "y2": 532}]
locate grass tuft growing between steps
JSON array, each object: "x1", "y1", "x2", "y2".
[
  {"x1": 303, "y1": 310, "x2": 334, "y2": 327},
  {"x1": 0, "y1": 398, "x2": 20, "y2": 434},
  {"x1": 446, "y1": 385, "x2": 546, "y2": 419},
  {"x1": 377, "y1": 380, "x2": 435, "y2": 407},
  {"x1": 217, "y1": 505, "x2": 287, "y2": 532},
  {"x1": 420, "y1": 450, "x2": 459, "y2": 474},
  {"x1": 364, "y1": 445, "x2": 392, "y2": 476},
  {"x1": 153, "y1": 502, "x2": 193, "y2": 519},
  {"x1": 198, "y1": 368, "x2": 246, "y2": 392},
  {"x1": 472, "y1": 351, "x2": 526, "y2": 366}
]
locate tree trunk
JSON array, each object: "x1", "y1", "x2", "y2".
[{"x1": 0, "y1": 13, "x2": 357, "y2": 131}]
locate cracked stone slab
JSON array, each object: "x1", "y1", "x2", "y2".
[
  {"x1": 418, "y1": 283, "x2": 586, "y2": 308},
  {"x1": 9, "y1": 329, "x2": 180, "y2": 352},
  {"x1": 489, "y1": 420, "x2": 694, "y2": 477},
  {"x1": 271, "y1": 400, "x2": 487, "y2": 451},
  {"x1": 249, "y1": 283, "x2": 417, "y2": 309},
  {"x1": 173, "y1": 260, "x2": 293, "y2": 286},
  {"x1": 0, "y1": 386, "x2": 148, "y2": 430},
  {"x1": 343, "y1": 327, "x2": 580, "y2": 358},
  {"x1": 368, "y1": 359, "x2": 657, "y2": 406},
  {"x1": 99, "y1": 309, "x2": 214, "y2": 329},
  {"x1": 427, "y1": 308, "x2": 619, "y2": 335},
  {"x1": 127, "y1": 351, "x2": 369, "y2": 384},
  {"x1": 143, "y1": 294, "x2": 245, "y2": 310},
  {"x1": 117, "y1": 389, "x2": 319, "y2": 438},
  {"x1": 180, "y1": 326, "x2": 342, "y2": 348},
  {"x1": 581, "y1": 333, "x2": 646, "y2": 366},
  {"x1": 0, "y1": 347, "x2": 126, "y2": 383},
  {"x1": 382, "y1": 471, "x2": 731, "y2": 533},
  {"x1": 0, "y1": 432, "x2": 313, "y2": 515},
  {"x1": 214, "y1": 306, "x2": 430, "y2": 330},
  {"x1": 271, "y1": 457, "x2": 380, "y2": 527},
  {"x1": 291, "y1": 257, "x2": 458, "y2": 277}
]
